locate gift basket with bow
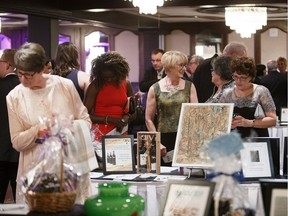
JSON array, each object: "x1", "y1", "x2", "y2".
[
  {"x1": 21, "y1": 115, "x2": 81, "y2": 213},
  {"x1": 201, "y1": 132, "x2": 256, "y2": 216}
]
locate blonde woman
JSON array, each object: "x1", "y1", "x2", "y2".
[{"x1": 145, "y1": 50, "x2": 198, "y2": 166}]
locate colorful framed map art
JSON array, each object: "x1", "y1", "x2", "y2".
[{"x1": 172, "y1": 103, "x2": 234, "y2": 168}]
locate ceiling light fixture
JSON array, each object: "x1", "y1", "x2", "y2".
[
  {"x1": 125, "y1": 0, "x2": 170, "y2": 15},
  {"x1": 225, "y1": 7, "x2": 267, "y2": 38}
]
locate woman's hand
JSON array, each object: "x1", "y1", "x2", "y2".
[
  {"x1": 160, "y1": 144, "x2": 167, "y2": 157},
  {"x1": 232, "y1": 115, "x2": 254, "y2": 128},
  {"x1": 107, "y1": 116, "x2": 128, "y2": 132}
]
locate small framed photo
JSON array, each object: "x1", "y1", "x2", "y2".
[
  {"x1": 240, "y1": 140, "x2": 274, "y2": 181},
  {"x1": 102, "y1": 135, "x2": 136, "y2": 175},
  {"x1": 160, "y1": 179, "x2": 215, "y2": 216},
  {"x1": 136, "y1": 131, "x2": 161, "y2": 174}
]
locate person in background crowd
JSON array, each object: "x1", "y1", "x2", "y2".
[
  {"x1": 206, "y1": 55, "x2": 234, "y2": 103},
  {"x1": 254, "y1": 64, "x2": 266, "y2": 84},
  {"x1": 84, "y1": 51, "x2": 134, "y2": 150},
  {"x1": 277, "y1": 56, "x2": 287, "y2": 73},
  {"x1": 54, "y1": 42, "x2": 90, "y2": 101},
  {"x1": 187, "y1": 54, "x2": 204, "y2": 81},
  {"x1": 193, "y1": 42, "x2": 247, "y2": 102},
  {"x1": 145, "y1": 50, "x2": 198, "y2": 166},
  {"x1": 0, "y1": 49, "x2": 19, "y2": 203},
  {"x1": 219, "y1": 56, "x2": 277, "y2": 138},
  {"x1": 43, "y1": 59, "x2": 55, "y2": 74},
  {"x1": 139, "y1": 48, "x2": 165, "y2": 93},
  {"x1": 261, "y1": 59, "x2": 287, "y2": 118},
  {"x1": 6, "y1": 42, "x2": 92, "y2": 203}
]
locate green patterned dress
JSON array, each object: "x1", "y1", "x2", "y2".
[{"x1": 153, "y1": 80, "x2": 192, "y2": 166}]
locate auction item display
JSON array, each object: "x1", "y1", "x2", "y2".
[
  {"x1": 22, "y1": 115, "x2": 80, "y2": 213},
  {"x1": 137, "y1": 131, "x2": 161, "y2": 174},
  {"x1": 173, "y1": 103, "x2": 234, "y2": 168},
  {"x1": 84, "y1": 182, "x2": 145, "y2": 216}
]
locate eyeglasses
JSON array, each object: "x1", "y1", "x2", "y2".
[
  {"x1": 232, "y1": 74, "x2": 249, "y2": 82},
  {"x1": 189, "y1": 61, "x2": 197, "y2": 65},
  {"x1": 176, "y1": 63, "x2": 186, "y2": 69},
  {"x1": 17, "y1": 71, "x2": 37, "y2": 80}
]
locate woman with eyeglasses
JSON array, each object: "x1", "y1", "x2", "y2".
[
  {"x1": 206, "y1": 55, "x2": 234, "y2": 103},
  {"x1": 6, "y1": 42, "x2": 92, "y2": 203},
  {"x1": 219, "y1": 56, "x2": 277, "y2": 138},
  {"x1": 145, "y1": 50, "x2": 198, "y2": 166}
]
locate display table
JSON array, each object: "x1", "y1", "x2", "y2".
[
  {"x1": 268, "y1": 126, "x2": 288, "y2": 175},
  {"x1": 90, "y1": 172, "x2": 265, "y2": 216}
]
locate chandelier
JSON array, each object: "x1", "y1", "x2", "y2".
[
  {"x1": 125, "y1": 0, "x2": 169, "y2": 15},
  {"x1": 225, "y1": 7, "x2": 267, "y2": 38}
]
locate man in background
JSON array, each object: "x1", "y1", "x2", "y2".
[
  {"x1": 0, "y1": 49, "x2": 20, "y2": 203},
  {"x1": 139, "y1": 48, "x2": 165, "y2": 93},
  {"x1": 193, "y1": 42, "x2": 247, "y2": 102},
  {"x1": 261, "y1": 59, "x2": 287, "y2": 118}
]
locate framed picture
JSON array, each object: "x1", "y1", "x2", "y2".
[
  {"x1": 172, "y1": 103, "x2": 234, "y2": 168},
  {"x1": 245, "y1": 137, "x2": 280, "y2": 177},
  {"x1": 160, "y1": 179, "x2": 215, "y2": 216},
  {"x1": 259, "y1": 179, "x2": 288, "y2": 216},
  {"x1": 280, "y1": 108, "x2": 288, "y2": 125},
  {"x1": 136, "y1": 131, "x2": 161, "y2": 174},
  {"x1": 102, "y1": 135, "x2": 136, "y2": 175},
  {"x1": 240, "y1": 140, "x2": 274, "y2": 181}
]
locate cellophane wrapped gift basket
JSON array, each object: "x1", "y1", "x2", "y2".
[
  {"x1": 201, "y1": 132, "x2": 256, "y2": 216},
  {"x1": 21, "y1": 115, "x2": 80, "y2": 213}
]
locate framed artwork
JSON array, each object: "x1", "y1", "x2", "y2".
[
  {"x1": 172, "y1": 103, "x2": 234, "y2": 168},
  {"x1": 160, "y1": 179, "x2": 215, "y2": 216},
  {"x1": 240, "y1": 140, "x2": 274, "y2": 181},
  {"x1": 260, "y1": 179, "x2": 288, "y2": 216},
  {"x1": 102, "y1": 135, "x2": 136, "y2": 175},
  {"x1": 136, "y1": 131, "x2": 161, "y2": 174},
  {"x1": 245, "y1": 137, "x2": 280, "y2": 177},
  {"x1": 280, "y1": 108, "x2": 288, "y2": 125}
]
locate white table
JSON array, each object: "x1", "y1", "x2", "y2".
[{"x1": 90, "y1": 175, "x2": 264, "y2": 216}]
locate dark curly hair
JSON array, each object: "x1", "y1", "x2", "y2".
[
  {"x1": 231, "y1": 56, "x2": 256, "y2": 80},
  {"x1": 90, "y1": 51, "x2": 130, "y2": 91}
]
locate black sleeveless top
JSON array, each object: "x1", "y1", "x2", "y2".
[{"x1": 66, "y1": 69, "x2": 84, "y2": 101}]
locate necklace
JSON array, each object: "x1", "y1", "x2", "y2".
[{"x1": 165, "y1": 77, "x2": 180, "y2": 92}]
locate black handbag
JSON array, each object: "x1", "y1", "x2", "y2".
[{"x1": 130, "y1": 96, "x2": 145, "y2": 126}]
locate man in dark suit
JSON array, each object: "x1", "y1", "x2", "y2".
[
  {"x1": 0, "y1": 49, "x2": 20, "y2": 203},
  {"x1": 139, "y1": 48, "x2": 166, "y2": 93},
  {"x1": 261, "y1": 59, "x2": 287, "y2": 117},
  {"x1": 193, "y1": 42, "x2": 248, "y2": 102}
]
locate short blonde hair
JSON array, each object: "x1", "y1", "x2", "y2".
[{"x1": 161, "y1": 50, "x2": 188, "y2": 71}]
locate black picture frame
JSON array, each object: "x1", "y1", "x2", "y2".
[
  {"x1": 101, "y1": 135, "x2": 136, "y2": 175},
  {"x1": 259, "y1": 178, "x2": 288, "y2": 216},
  {"x1": 160, "y1": 179, "x2": 215, "y2": 216},
  {"x1": 240, "y1": 139, "x2": 275, "y2": 181},
  {"x1": 245, "y1": 137, "x2": 280, "y2": 177}
]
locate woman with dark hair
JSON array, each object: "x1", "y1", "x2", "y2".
[
  {"x1": 206, "y1": 55, "x2": 234, "y2": 103},
  {"x1": 219, "y1": 56, "x2": 277, "y2": 138},
  {"x1": 54, "y1": 42, "x2": 90, "y2": 101},
  {"x1": 84, "y1": 51, "x2": 134, "y2": 143}
]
